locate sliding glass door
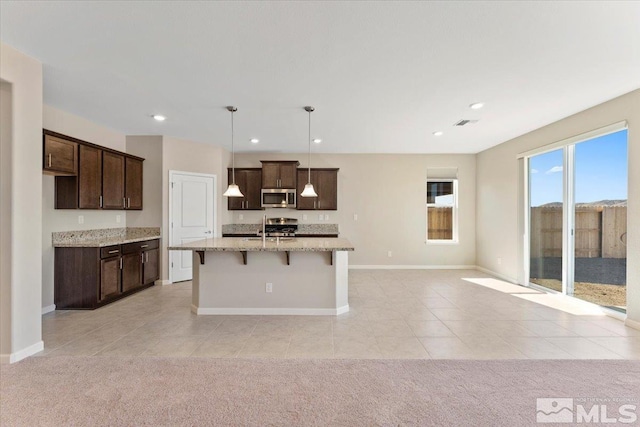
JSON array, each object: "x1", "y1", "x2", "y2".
[
  {"x1": 529, "y1": 148, "x2": 564, "y2": 293},
  {"x1": 527, "y1": 128, "x2": 628, "y2": 312},
  {"x1": 572, "y1": 131, "x2": 627, "y2": 311}
]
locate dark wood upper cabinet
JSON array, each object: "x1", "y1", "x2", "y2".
[
  {"x1": 125, "y1": 157, "x2": 143, "y2": 210},
  {"x1": 45, "y1": 130, "x2": 144, "y2": 210},
  {"x1": 102, "y1": 152, "x2": 125, "y2": 209},
  {"x1": 296, "y1": 168, "x2": 339, "y2": 211},
  {"x1": 78, "y1": 145, "x2": 103, "y2": 209},
  {"x1": 43, "y1": 134, "x2": 77, "y2": 175},
  {"x1": 227, "y1": 168, "x2": 263, "y2": 210},
  {"x1": 260, "y1": 161, "x2": 299, "y2": 188}
]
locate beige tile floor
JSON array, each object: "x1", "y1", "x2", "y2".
[{"x1": 38, "y1": 269, "x2": 640, "y2": 359}]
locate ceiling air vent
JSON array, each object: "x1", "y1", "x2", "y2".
[{"x1": 453, "y1": 119, "x2": 479, "y2": 126}]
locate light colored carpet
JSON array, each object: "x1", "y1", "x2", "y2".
[{"x1": 2, "y1": 357, "x2": 639, "y2": 426}]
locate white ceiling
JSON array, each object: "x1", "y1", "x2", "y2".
[{"x1": 1, "y1": 1, "x2": 639, "y2": 154}]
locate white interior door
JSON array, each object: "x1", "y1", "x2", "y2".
[{"x1": 170, "y1": 171, "x2": 216, "y2": 282}]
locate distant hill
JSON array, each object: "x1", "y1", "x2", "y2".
[{"x1": 539, "y1": 200, "x2": 627, "y2": 208}]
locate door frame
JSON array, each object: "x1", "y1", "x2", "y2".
[{"x1": 168, "y1": 170, "x2": 217, "y2": 284}]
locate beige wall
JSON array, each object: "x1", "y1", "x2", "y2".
[
  {"x1": 126, "y1": 136, "x2": 163, "y2": 228},
  {"x1": 231, "y1": 153, "x2": 476, "y2": 267},
  {"x1": 0, "y1": 42, "x2": 43, "y2": 361},
  {"x1": 476, "y1": 89, "x2": 640, "y2": 325},
  {"x1": 162, "y1": 136, "x2": 229, "y2": 281},
  {"x1": 1, "y1": 81, "x2": 13, "y2": 356},
  {"x1": 41, "y1": 105, "x2": 128, "y2": 309}
]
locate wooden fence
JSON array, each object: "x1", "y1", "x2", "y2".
[
  {"x1": 427, "y1": 207, "x2": 453, "y2": 240},
  {"x1": 530, "y1": 206, "x2": 626, "y2": 259}
]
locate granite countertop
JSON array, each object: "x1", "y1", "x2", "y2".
[
  {"x1": 168, "y1": 237, "x2": 354, "y2": 252},
  {"x1": 53, "y1": 227, "x2": 161, "y2": 248}
]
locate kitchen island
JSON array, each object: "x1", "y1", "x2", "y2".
[{"x1": 168, "y1": 237, "x2": 354, "y2": 315}]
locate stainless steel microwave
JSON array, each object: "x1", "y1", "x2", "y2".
[{"x1": 261, "y1": 189, "x2": 297, "y2": 208}]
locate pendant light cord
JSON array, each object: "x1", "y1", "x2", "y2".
[
  {"x1": 308, "y1": 110, "x2": 312, "y2": 184},
  {"x1": 231, "y1": 109, "x2": 236, "y2": 184}
]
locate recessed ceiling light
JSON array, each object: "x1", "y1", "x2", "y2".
[
  {"x1": 250, "y1": 138, "x2": 259, "y2": 144},
  {"x1": 469, "y1": 103, "x2": 484, "y2": 110},
  {"x1": 433, "y1": 131, "x2": 444, "y2": 137},
  {"x1": 152, "y1": 114, "x2": 166, "y2": 121},
  {"x1": 313, "y1": 138, "x2": 322, "y2": 144}
]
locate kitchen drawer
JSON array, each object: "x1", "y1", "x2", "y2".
[
  {"x1": 100, "y1": 245, "x2": 122, "y2": 258},
  {"x1": 122, "y1": 239, "x2": 159, "y2": 254}
]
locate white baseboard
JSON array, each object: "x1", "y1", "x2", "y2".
[
  {"x1": 0, "y1": 341, "x2": 44, "y2": 364},
  {"x1": 192, "y1": 304, "x2": 349, "y2": 316},
  {"x1": 41, "y1": 304, "x2": 56, "y2": 315},
  {"x1": 349, "y1": 264, "x2": 477, "y2": 270},
  {"x1": 474, "y1": 266, "x2": 519, "y2": 284},
  {"x1": 156, "y1": 279, "x2": 172, "y2": 286},
  {"x1": 625, "y1": 318, "x2": 640, "y2": 331}
]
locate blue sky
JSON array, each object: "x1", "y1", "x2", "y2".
[{"x1": 530, "y1": 129, "x2": 628, "y2": 207}]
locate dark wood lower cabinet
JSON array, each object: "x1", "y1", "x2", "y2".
[
  {"x1": 100, "y1": 256, "x2": 122, "y2": 301},
  {"x1": 122, "y1": 253, "x2": 142, "y2": 293},
  {"x1": 55, "y1": 239, "x2": 159, "y2": 309},
  {"x1": 143, "y1": 248, "x2": 160, "y2": 284}
]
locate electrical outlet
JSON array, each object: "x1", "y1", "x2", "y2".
[
  {"x1": 239, "y1": 214, "x2": 244, "y2": 220},
  {"x1": 388, "y1": 251, "x2": 392, "y2": 257},
  {"x1": 353, "y1": 214, "x2": 358, "y2": 221},
  {"x1": 116, "y1": 215, "x2": 121, "y2": 224},
  {"x1": 325, "y1": 214, "x2": 329, "y2": 221},
  {"x1": 318, "y1": 214, "x2": 323, "y2": 221},
  {"x1": 266, "y1": 282, "x2": 273, "y2": 293},
  {"x1": 78, "y1": 215, "x2": 84, "y2": 224},
  {"x1": 303, "y1": 214, "x2": 308, "y2": 221}
]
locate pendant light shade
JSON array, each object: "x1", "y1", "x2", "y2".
[
  {"x1": 301, "y1": 183, "x2": 318, "y2": 197},
  {"x1": 223, "y1": 183, "x2": 243, "y2": 197},
  {"x1": 301, "y1": 106, "x2": 318, "y2": 198},
  {"x1": 223, "y1": 106, "x2": 244, "y2": 198}
]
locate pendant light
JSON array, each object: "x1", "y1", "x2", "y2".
[
  {"x1": 301, "y1": 106, "x2": 318, "y2": 198},
  {"x1": 223, "y1": 106, "x2": 244, "y2": 197}
]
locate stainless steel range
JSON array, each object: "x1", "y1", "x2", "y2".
[{"x1": 260, "y1": 218, "x2": 298, "y2": 237}]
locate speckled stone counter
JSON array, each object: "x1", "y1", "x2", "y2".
[
  {"x1": 168, "y1": 237, "x2": 353, "y2": 252},
  {"x1": 221, "y1": 223, "x2": 339, "y2": 236},
  {"x1": 53, "y1": 227, "x2": 161, "y2": 247}
]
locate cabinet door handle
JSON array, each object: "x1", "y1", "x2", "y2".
[
  {"x1": 108, "y1": 250, "x2": 119, "y2": 254},
  {"x1": 314, "y1": 200, "x2": 317, "y2": 209},
  {"x1": 245, "y1": 200, "x2": 249, "y2": 209},
  {"x1": 141, "y1": 252, "x2": 144, "y2": 264},
  {"x1": 119, "y1": 257, "x2": 123, "y2": 270},
  {"x1": 99, "y1": 195, "x2": 103, "y2": 208},
  {"x1": 146, "y1": 252, "x2": 149, "y2": 263},
  {"x1": 127, "y1": 197, "x2": 131, "y2": 208},
  {"x1": 48, "y1": 153, "x2": 52, "y2": 168},
  {"x1": 123, "y1": 197, "x2": 126, "y2": 208},
  {"x1": 140, "y1": 244, "x2": 149, "y2": 248}
]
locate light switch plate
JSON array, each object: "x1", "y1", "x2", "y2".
[{"x1": 78, "y1": 215, "x2": 84, "y2": 224}]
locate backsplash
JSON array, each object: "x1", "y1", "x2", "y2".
[{"x1": 222, "y1": 223, "x2": 339, "y2": 235}]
